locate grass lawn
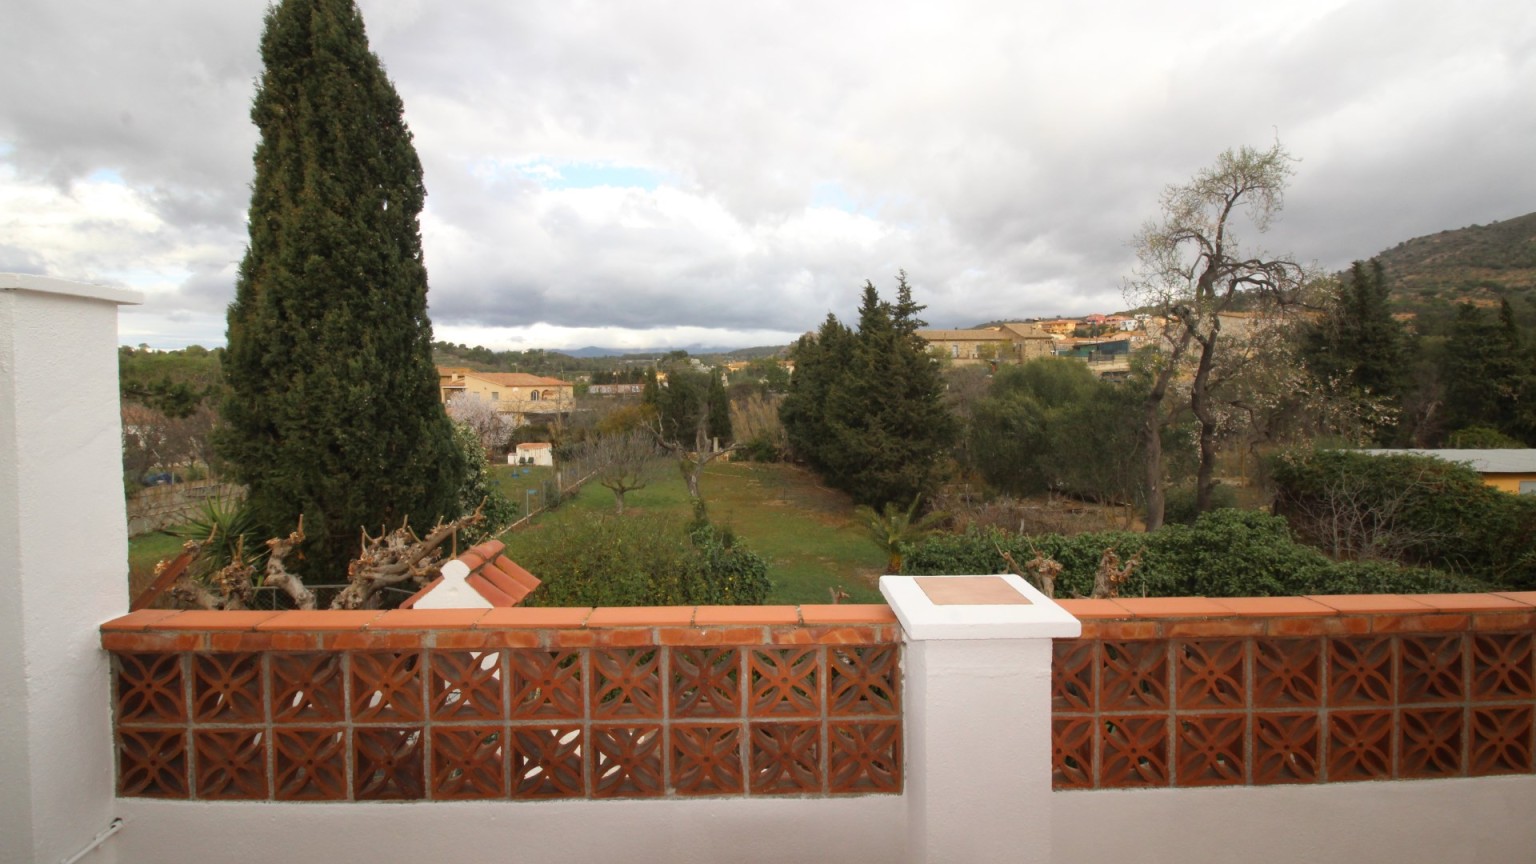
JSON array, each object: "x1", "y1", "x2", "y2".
[
  {"x1": 127, "y1": 529, "x2": 189, "y2": 605},
  {"x1": 500, "y1": 460, "x2": 888, "y2": 604},
  {"x1": 489, "y1": 463, "x2": 556, "y2": 518}
]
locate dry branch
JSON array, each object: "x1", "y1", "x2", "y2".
[{"x1": 330, "y1": 505, "x2": 485, "y2": 609}]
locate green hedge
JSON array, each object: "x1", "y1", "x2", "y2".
[
  {"x1": 517, "y1": 513, "x2": 771, "y2": 607},
  {"x1": 902, "y1": 508, "x2": 1487, "y2": 597},
  {"x1": 1270, "y1": 449, "x2": 1536, "y2": 590}
]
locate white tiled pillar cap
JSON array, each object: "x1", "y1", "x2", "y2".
[{"x1": 880, "y1": 573, "x2": 1081, "y2": 640}]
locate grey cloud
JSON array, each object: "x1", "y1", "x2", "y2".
[{"x1": 6, "y1": 0, "x2": 1535, "y2": 350}]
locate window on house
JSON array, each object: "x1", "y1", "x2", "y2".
[
  {"x1": 530, "y1": 390, "x2": 541, "y2": 401},
  {"x1": 1521, "y1": 481, "x2": 1536, "y2": 496},
  {"x1": 489, "y1": 392, "x2": 498, "y2": 401}
]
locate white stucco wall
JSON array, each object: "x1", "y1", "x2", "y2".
[
  {"x1": 1053, "y1": 776, "x2": 1536, "y2": 864},
  {"x1": 114, "y1": 796, "x2": 905, "y2": 864},
  {"x1": 1, "y1": 275, "x2": 140, "y2": 864}
]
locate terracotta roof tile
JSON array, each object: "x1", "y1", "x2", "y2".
[{"x1": 400, "y1": 543, "x2": 542, "y2": 609}]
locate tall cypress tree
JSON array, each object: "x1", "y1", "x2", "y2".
[
  {"x1": 221, "y1": 0, "x2": 466, "y2": 576},
  {"x1": 782, "y1": 274, "x2": 955, "y2": 507}
]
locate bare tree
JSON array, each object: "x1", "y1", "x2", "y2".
[
  {"x1": 584, "y1": 429, "x2": 664, "y2": 515},
  {"x1": 447, "y1": 391, "x2": 510, "y2": 459},
  {"x1": 1127, "y1": 141, "x2": 1305, "y2": 528}
]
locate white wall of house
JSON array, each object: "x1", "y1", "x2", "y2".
[
  {"x1": 1053, "y1": 776, "x2": 1536, "y2": 863},
  {"x1": 1, "y1": 274, "x2": 139, "y2": 864},
  {"x1": 114, "y1": 797, "x2": 905, "y2": 864}
]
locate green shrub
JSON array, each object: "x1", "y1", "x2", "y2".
[
  {"x1": 1163, "y1": 484, "x2": 1238, "y2": 525},
  {"x1": 902, "y1": 508, "x2": 1483, "y2": 597},
  {"x1": 519, "y1": 512, "x2": 770, "y2": 607},
  {"x1": 1270, "y1": 448, "x2": 1536, "y2": 589}
]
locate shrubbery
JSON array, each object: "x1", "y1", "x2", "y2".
[
  {"x1": 902, "y1": 508, "x2": 1486, "y2": 597},
  {"x1": 1270, "y1": 449, "x2": 1536, "y2": 590},
  {"x1": 518, "y1": 513, "x2": 771, "y2": 607}
]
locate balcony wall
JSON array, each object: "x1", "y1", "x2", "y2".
[
  {"x1": 1049, "y1": 593, "x2": 1536, "y2": 864},
  {"x1": 101, "y1": 605, "x2": 906, "y2": 863}
]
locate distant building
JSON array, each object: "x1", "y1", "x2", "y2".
[
  {"x1": 510, "y1": 442, "x2": 555, "y2": 467},
  {"x1": 1360, "y1": 449, "x2": 1536, "y2": 496},
  {"x1": 438, "y1": 367, "x2": 574, "y2": 426},
  {"x1": 917, "y1": 323, "x2": 1056, "y2": 366},
  {"x1": 587, "y1": 383, "x2": 644, "y2": 397}
]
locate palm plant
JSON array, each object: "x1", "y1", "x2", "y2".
[{"x1": 854, "y1": 495, "x2": 949, "y2": 574}]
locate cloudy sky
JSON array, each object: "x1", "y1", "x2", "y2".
[{"x1": 3, "y1": 0, "x2": 1533, "y2": 352}]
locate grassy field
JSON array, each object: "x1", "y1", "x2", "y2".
[
  {"x1": 127, "y1": 460, "x2": 885, "y2": 607},
  {"x1": 499, "y1": 460, "x2": 887, "y2": 604}
]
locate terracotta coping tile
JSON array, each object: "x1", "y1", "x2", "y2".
[
  {"x1": 1405, "y1": 593, "x2": 1530, "y2": 612},
  {"x1": 478, "y1": 607, "x2": 592, "y2": 628},
  {"x1": 457, "y1": 551, "x2": 486, "y2": 572},
  {"x1": 799, "y1": 604, "x2": 897, "y2": 625},
  {"x1": 693, "y1": 605, "x2": 801, "y2": 626},
  {"x1": 469, "y1": 539, "x2": 505, "y2": 560},
  {"x1": 369, "y1": 609, "x2": 488, "y2": 629},
  {"x1": 100, "y1": 609, "x2": 182, "y2": 630},
  {"x1": 253, "y1": 610, "x2": 385, "y2": 631},
  {"x1": 1210, "y1": 597, "x2": 1337, "y2": 617},
  {"x1": 490, "y1": 557, "x2": 541, "y2": 592},
  {"x1": 162, "y1": 610, "x2": 282, "y2": 630},
  {"x1": 472, "y1": 565, "x2": 523, "y2": 602},
  {"x1": 1304, "y1": 594, "x2": 1434, "y2": 614},
  {"x1": 465, "y1": 573, "x2": 517, "y2": 607},
  {"x1": 1492, "y1": 591, "x2": 1536, "y2": 608},
  {"x1": 587, "y1": 606, "x2": 696, "y2": 627},
  {"x1": 1055, "y1": 599, "x2": 1135, "y2": 619},
  {"x1": 1113, "y1": 597, "x2": 1230, "y2": 618}
]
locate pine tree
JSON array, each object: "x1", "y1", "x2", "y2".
[
  {"x1": 782, "y1": 274, "x2": 955, "y2": 506},
  {"x1": 220, "y1": 0, "x2": 467, "y2": 577}
]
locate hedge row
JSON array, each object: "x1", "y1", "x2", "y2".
[{"x1": 901, "y1": 509, "x2": 1489, "y2": 597}]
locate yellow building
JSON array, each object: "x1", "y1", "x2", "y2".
[
  {"x1": 917, "y1": 323, "x2": 1056, "y2": 366},
  {"x1": 1363, "y1": 449, "x2": 1536, "y2": 495},
  {"x1": 438, "y1": 367, "x2": 574, "y2": 426}
]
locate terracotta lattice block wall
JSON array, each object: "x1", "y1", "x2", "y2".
[
  {"x1": 1051, "y1": 593, "x2": 1536, "y2": 790},
  {"x1": 102, "y1": 605, "x2": 901, "y2": 802}
]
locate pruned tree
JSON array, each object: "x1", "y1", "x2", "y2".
[
  {"x1": 584, "y1": 428, "x2": 664, "y2": 515},
  {"x1": 646, "y1": 364, "x2": 736, "y2": 507},
  {"x1": 161, "y1": 508, "x2": 484, "y2": 611},
  {"x1": 1127, "y1": 142, "x2": 1306, "y2": 528}
]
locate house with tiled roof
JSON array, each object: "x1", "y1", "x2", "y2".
[
  {"x1": 438, "y1": 367, "x2": 574, "y2": 426},
  {"x1": 917, "y1": 323, "x2": 1056, "y2": 366},
  {"x1": 401, "y1": 539, "x2": 540, "y2": 608}
]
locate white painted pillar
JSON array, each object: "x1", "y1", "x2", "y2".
[
  {"x1": 881, "y1": 573, "x2": 1081, "y2": 864},
  {"x1": 1, "y1": 274, "x2": 141, "y2": 864}
]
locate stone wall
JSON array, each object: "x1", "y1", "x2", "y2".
[{"x1": 126, "y1": 480, "x2": 242, "y2": 535}]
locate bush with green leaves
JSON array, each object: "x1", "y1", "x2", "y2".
[
  {"x1": 451, "y1": 422, "x2": 519, "y2": 545},
  {"x1": 902, "y1": 508, "x2": 1486, "y2": 597},
  {"x1": 1270, "y1": 448, "x2": 1536, "y2": 589},
  {"x1": 518, "y1": 513, "x2": 770, "y2": 607}
]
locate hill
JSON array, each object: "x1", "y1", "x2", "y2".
[{"x1": 1374, "y1": 210, "x2": 1536, "y2": 316}]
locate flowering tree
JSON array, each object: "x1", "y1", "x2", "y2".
[{"x1": 446, "y1": 391, "x2": 510, "y2": 460}]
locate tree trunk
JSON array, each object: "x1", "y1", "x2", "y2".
[
  {"x1": 1143, "y1": 394, "x2": 1167, "y2": 532},
  {"x1": 1191, "y1": 330, "x2": 1220, "y2": 514}
]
